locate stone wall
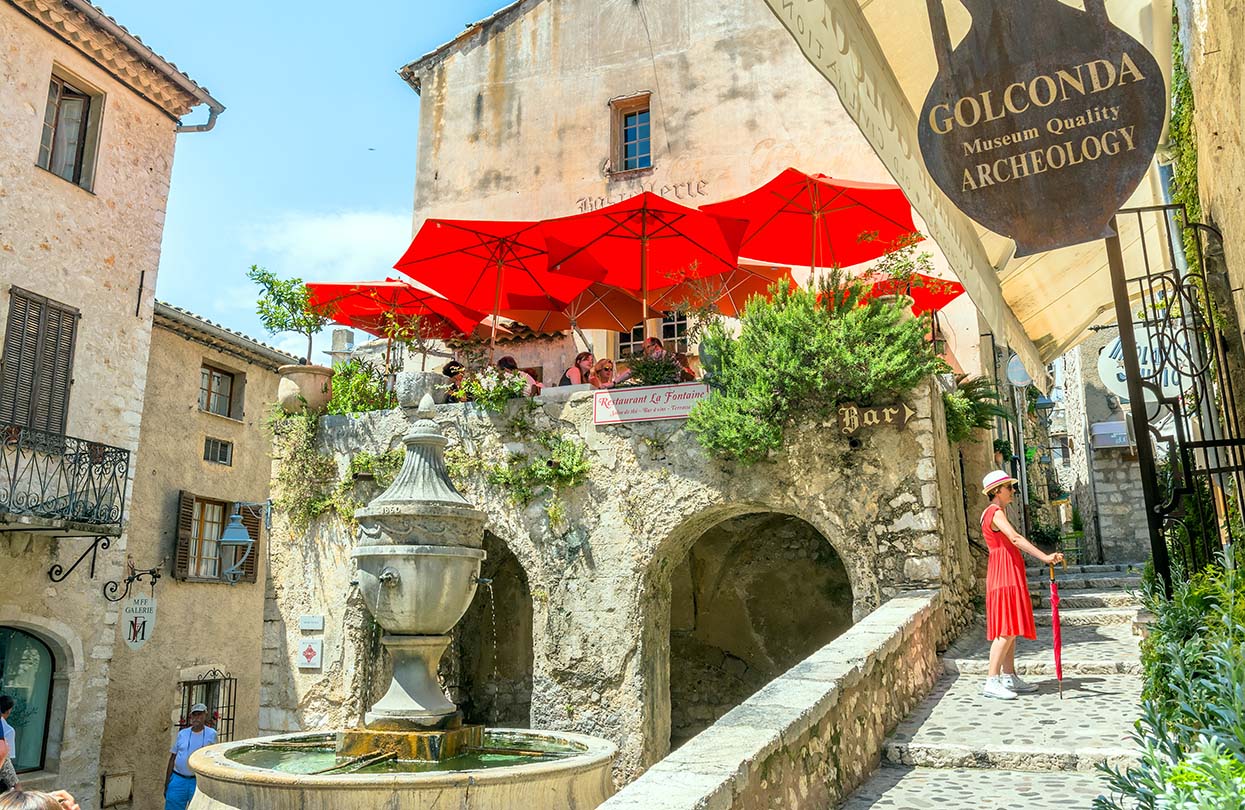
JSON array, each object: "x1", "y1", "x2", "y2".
[
  {"x1": 260, "y1": 378, "x2": 974, "y2": 781},
  {"x1": 1091, "y1": 451, "x2": 1151, "y2": 564},
  {"x1": 598, "y1": 591, "x2": 947, "y2": 810}
]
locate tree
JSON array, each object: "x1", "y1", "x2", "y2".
[{"x1": 247, "y1": 265, "x2": 329, "y2": 364}]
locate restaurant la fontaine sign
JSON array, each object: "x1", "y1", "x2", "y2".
[
  {"x1": 593, "y1": 383, "x2": 708, "y2": 425},
  {"x1": 918, "y1": 0, "x2": 1165, "y2": 256}
]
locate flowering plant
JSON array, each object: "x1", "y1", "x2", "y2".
[{"x1": 461, "y1": 366, "x2": 528, "y2": 412}]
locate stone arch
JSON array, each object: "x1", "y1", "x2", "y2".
[
  {"x1": 0, "y1": 609, "x2": 82, "y2": 777},
  {"x1": 446, "y1": 529, "x2": 535, "y2": 727},
  {"x1": 641, "y1": 504, "x2": 857, "y2": 758}
]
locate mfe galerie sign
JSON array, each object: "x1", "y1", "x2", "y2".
[
  {"x1": 918, "y1": 0, "x2": 1165, "y2": 256},
  {"x1": 837, "y1": 402, "x2": 915, "y2": 436},
  {"x1": 122, "y1": 594, "x2": 156, "y2": 651}
]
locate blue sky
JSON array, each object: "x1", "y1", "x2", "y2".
[{"x1": 100, "y1": 0, "x2": 509, "y2": 359}]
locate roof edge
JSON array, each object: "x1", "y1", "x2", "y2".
[
  {"x1": 154, "y1": 301, "x2": 298, "y2": 369},
  {"x1": 397, "y1": 0, "x2": 535, "y2": 93}
]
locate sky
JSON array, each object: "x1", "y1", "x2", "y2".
[{"x1": 99, "y1": 0, "x2": 509, "y2": 360}]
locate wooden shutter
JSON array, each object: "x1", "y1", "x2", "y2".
[
  {"x1": 0, "y1": 288, "x2": 78, "y2": 435},
  {"x1": 238, "y1": 505, "x2": 262, "y2": 583},
  {"x1": 33, "y1": 303, "x2": 77, "y2": 435},
  {"x1": 0, "y1": 291, "x2": 42, "y2": 428},
  {"x1": 173, "y1": 491, "x2": 196, "y2": 580}
]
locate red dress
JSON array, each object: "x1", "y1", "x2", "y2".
[{"x1": 982, "y1": 504, "x2": 1036, "y2": 641}]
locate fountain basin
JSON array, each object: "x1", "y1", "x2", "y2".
[
  {"x1": 188, "y1": 729, "x2": 617, "y2": 810},
  {"x1": 353, "y1": 545, "x2": 486, "y2": 634}
]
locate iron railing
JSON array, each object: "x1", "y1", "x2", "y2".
[{"x1": 0, "y1": 422, "x2": 129, "y2": 529}]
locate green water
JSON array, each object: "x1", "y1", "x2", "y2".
[{"x1": 227, "y1": 732, "x2": 584, "y2": 775}]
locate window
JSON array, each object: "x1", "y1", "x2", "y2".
[
  {"x1": 204, "y1": 438, "x2": 233, "y2": 466},
  {"x1": 0, "y1": 287, "x2": 78, "y2": 435},
  {"x1": 617, "y1": 322, "x2": 645, "y2": 359},
  {"x1": 610, "y1": 93, "x2": 652, "y2": 174},
  {"x1": 661, "y1": 311, "x2": 689, "y2": 353},
  {"x1": 178, "y1": 669, "x2": 237, "y2": 742},
  {"x1": 173, "y1": 491, "x2": 259, "y2": 583},
  {"x1": 199, "y1": 365, "x2": 235, "y2": 418},
  {"x1": 0, "y1": 628, "x2": 54, "y2": 772},
  {"x1": 37, "y1": 72, "x2": 101, "y2": 189},
  {"x1": 1053, "y1": 435, "x2": 1072, "y2": 465}
]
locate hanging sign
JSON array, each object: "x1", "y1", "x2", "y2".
[
  {"x1": 1097, "y1": 328, "x2": 1187, "y2": 404},
  {"x1": 122, "y1": 594, "x2": 156, "y2": 651},
  {"x1": 593, "y1": 383, "x2": 709, "y2": 425},
  {"x1": 917, "y1": 0, "x2": 1166, "y2": 256},
  {"x1": 836, "y1": 402, "x2": 916, "y2": 436},
  {"x1": 297, "y1": 639, "x2": 322, "y2": 668}
]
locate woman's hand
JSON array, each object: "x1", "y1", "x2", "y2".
[
  {"x1": 1045, "y1": 552, "x2": 1065, "y2": 566},
  {"x1": 49, "y1": 791, "x2": 81, "y2": 810}
]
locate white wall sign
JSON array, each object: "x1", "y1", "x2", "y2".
[
  {"x1": 1097, "y1": 328, "x2": 1186, "y2": 404},
  {"x1": 298, "y1": 615, "x2": 324, "y2": 632},
  {"x1": 296, "y1": 639, "x2": 322, "y2": 668},
  {"x1": 122, "y1": 595, "x2": 156, "y2": 651},
  {"x1": 593, "y1": 383, "x2": 709, "y2": 425}
]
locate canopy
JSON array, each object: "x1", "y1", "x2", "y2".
[
  {"x1": 305, "y1": 280, "x2": 487, "y2": 339},
  {"x1": 643, "y1": 263, "x2": 796, "y2": 318},
  {"x1": 500, "y1": 282, "x2": 647, "y2": 334}
]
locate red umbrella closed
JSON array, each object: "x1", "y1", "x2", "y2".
[
  {"x1": 539, "y1": 192, "x2": 747, "y2": 333},
  {"x1": 394, "y1": 219, "x2": 595, "y2": 352},
  {"x1": 700, "y1": 168, "x2": 920, "y2": 270},
  {"x1": 1049, "y1": 562, "x2": 1066, "y2": 698},
  {"x1": 305, "y1": 280, "x2": 487, "y2": 339},
  {"x1": 642, "y1": 263, "x2": 796, "y2": 318}
]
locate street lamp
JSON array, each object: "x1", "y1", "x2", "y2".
[{"x1": 219, "y1": 501, "x2": 270, "y2": 585}]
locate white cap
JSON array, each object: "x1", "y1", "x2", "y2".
[
  {"x1": 982, "y1": 470, "x2": 1018, "y2": 495},
  {"x1": 189, "y1": 703, "x2": 208, "y2": 713}
]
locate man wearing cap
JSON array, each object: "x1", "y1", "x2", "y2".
[{"x1": 164, "y1": 703, "x2": 216, "y2": 810}]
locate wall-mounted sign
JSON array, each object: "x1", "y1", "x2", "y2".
[
  {"x1": 298, "y1": 614, "x2": 325, "y2": 632},
  {"x1": 122, "y1": 595, "x2": 156, "y2": 651},
  {"x1": 297, "y1": 639, "x2": 322, "y2": 668},
  {"x1": 836, "y1": 402, "x2": 916, "y2": 436},
  {"x1": 593, "y1": 383, "x2": 709, "y2": 425},
  {"x1": 1097, "y1": 328, "x2": 1187, "y2": 404},
  {"x1": 917, "y1": 0, "x2": 1165, "y2": 256}
]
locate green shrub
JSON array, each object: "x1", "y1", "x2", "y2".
[
  {"x1": 327, "y1": 359, "x2": 396, "y2": 415},
  {"x1": 461, "y1": 367, "x2": 528, "y2": 412},
  {"x1": 993, "y1": 438, "x2": 1013, "y2": 461},
  {"x1": 943, "y1": 375, "x2": 1009, "y2": 443},
  {"x1": 624, "y1": 353, "x2": 681, "y2": 386},
  {"x1": 688, "y1": 270, "x2": 946, "y2": 463},
  {"x1": 247, "y1": 265, "x2": 329, "y2": 364}
]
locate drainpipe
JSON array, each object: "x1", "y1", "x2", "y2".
[{"x1": 63, "y1": 0, "x2": 225, "y2": 132}]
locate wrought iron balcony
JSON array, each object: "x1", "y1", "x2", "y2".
[{"x1": 0, "y1": 422, "x2": 129, "y2": 535}]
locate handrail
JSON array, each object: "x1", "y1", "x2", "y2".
[{"x1": 0, "y1": 422, "x2": 129, "y2": 528}]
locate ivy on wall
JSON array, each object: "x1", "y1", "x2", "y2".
[{"x1": 1169, "y1": 13, "x2": 1202, "y2": 269}]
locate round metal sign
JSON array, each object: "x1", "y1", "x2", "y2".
[
  {"x1": 1097, "y1": 327, "x2": 1186, "y2": 404},
  {"x1": 1006, "y1": 353, "x2": 1032, "y2": 388}
]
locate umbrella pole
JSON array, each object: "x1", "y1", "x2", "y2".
[
  {"x1": 490, "y1": 258, "x2": 504, "y2": 364},
  {"x1": 641, "y1": 228, "x2": 651, "y2": 340}
]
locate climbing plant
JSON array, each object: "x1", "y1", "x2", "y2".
[
  {"x1": 326, "y1": 359, "x2": 397, "y2": 415},
  {"x1": 943, "y1": 375, "x2": 1010, "y2": 444},
  {"x1": 1169, "y1": 14, "x2": 1202, "y2": 270}
]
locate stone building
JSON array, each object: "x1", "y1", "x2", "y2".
[
  {"x1": 97, "y1": 303, "x2": 292, "y2": 809},
  {"x1": 0, "y1": 1, "x2": 220, "y2": 803}
]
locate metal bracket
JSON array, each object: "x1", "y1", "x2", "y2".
[
  {"x1": 103, "y1": 557, "x2": 164, "y2": 603},
  {"x1": 47, "y1": 535, "x2": 112, "y2": 583}
]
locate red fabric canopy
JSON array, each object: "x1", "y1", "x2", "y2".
[
  {"x1": 305, "y1": 280, "x2": 487, "y2": 339},
  {"x1": 859, "y1": 272, "x2": 965, "y2": 315},
  {"x1": 642, "y1": 263, "x2": 796, "y2": 318},
  {"x1": 500, "y1": 282, "x2": 647, "y2": 334},
  {"x1": 538, "y1": 193, "x2": 747, "y2": 315},
  {"x1": 701, "y1": 168, "x2": 919, "y2": 269},
  {"x1": 394, "y1": 219, "x2": 592, "y2": 315}
]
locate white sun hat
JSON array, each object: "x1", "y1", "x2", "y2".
[{"x1": 981, "y1": 470, "x2": 1019, "y2": 495}]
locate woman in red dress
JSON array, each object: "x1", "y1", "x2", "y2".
[{"x1": 980, "y1": 470, "x2": 1064, "y2": 700}]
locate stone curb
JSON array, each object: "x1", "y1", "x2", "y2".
[
  {"x1": 1032, "y1": 607, "x2": 1139, "y2": 626},
  {"x1": 1030, "y1": 590, "x2": 1141, "y2": 609},
  {"x1": 943, "y1": 658, "x2": 1142, "y2": 675},
  {"x1": 883, "y1": 741, "x2": 1138, "y2": 772}
]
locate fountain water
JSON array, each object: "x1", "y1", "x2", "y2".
[{"x1": 187, "y1": 394, "x2": 616, "y2": 810}]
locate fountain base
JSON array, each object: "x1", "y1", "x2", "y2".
[{"x1": 336, "y1": 724, "x2": 484, "y2": 761}]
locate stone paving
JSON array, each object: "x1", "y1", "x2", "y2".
[{"x1": 839, "y1": 572, "x2": 1143, "y2": 808}]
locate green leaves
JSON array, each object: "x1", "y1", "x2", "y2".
[
  {"x1": 247, "y1": 265, "x2": 330, "y2": 362},
  {"x1": 326, "y1": 359, "x2": 396, "y2": 415},
  {"x1": 944, "y1": 374, "x2": 1010, "y2": 443},
  {"x1": 688, "y1": 270, "x2": 947, "y2": 463}
]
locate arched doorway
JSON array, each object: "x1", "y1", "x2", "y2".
[
  {"x1": 448, "y1": 531, "x2": 534, "y2": 727},
  {"x1": 667, "y1": 512, "x2": 852, "y2": 748},
  {"x1": 0, "y1": 627, "x2": 55, "y2": 772}
]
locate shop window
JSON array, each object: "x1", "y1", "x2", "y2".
[
  {"x1": 172, "y1": 492, "x2": 260, "y2": 583},
  {"x1": 0, "y1": 287, "x2": 78, "y2": 435},
  {"x1": 610, "y1": 93, "x2": 652, "y2": 174},
  {"x1": 0, "y1": 628, "x2": 54, "y2": 772},
  {"x1": 37, "y1": 70, "x2": 103, "y2": 190},
  {"x1": 178, "y1": 669, "x2": 237, "y2": 742},
  {"x1": 203, "y1": 437, "x2": 233, "y2": 466}
]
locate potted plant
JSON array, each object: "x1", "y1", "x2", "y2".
[{"x1": 247, "y1": 265, "x2": 332, "y2": 413}]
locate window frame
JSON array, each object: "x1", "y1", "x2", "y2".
[
  {"x1": 177, "y1": 669, "x2": 237, "y2": 742},
  {"x1": 36, "y1": 69, "x2": 104, "y2": 191},
  {"x1": 609, "y1": 93, "x2": 654, "y2": 176},
  {"x1": 188, "y1": 497, "x2": 228, "y2": 580},
  {"x1": 199, "y1": 365, "x2": 236, "y2": 419},
  {"x1": 0, "y1": 627, "x2": 55, "y2": 773},
  {"x1": 660, "y1": 311, "x2": 689, "y2": 353},
  {"x1": 203, "y1": 437, "x2": 233, "y2": 466},
  {"x1": 617, "y1": 322, "x2": 646, "y2": 360}
]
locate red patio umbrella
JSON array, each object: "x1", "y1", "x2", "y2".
[
  {"x1": 500, "y1": 282, "x2": 647, "y2": 335},
  {"x1": 642, "y1": 263, "x2": 796, "y2": 318},
  {"x1": 394, "y1": 219, "x2": 594, "y2": 353},
  {"x1": 858, "y1": 271, "x2": 966, "y2": 315},
  {"x1": 1049, "y1": 561, "x2": 1066, "y2": 698},
  {"x1": 305, "y1": 280, "x2": 487, "y2": 339},
  {"x1": 700, "y1": 168, "x2": 920, "y2": 270},
  {"x1": 539, "y1": 192, "x2": 747, "y2": 334}
]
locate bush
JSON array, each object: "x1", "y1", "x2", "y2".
[
  {"x1": 624, "y1": 353, "x2": 681, "y2": 386},
  {"x1": 943, "y1": 375, "x2": 1009, "y2": 444},
  {"x1": 327, "y1": 359, "x2": 396, "y2": 415},
  {"x1": 461, "y1": 367, "x2": 528, "y2": 412},
  {"x1": 1096, "y1": 547, "x2": 1245, "y2": 809},
  {"x1": 688, "y1": 270, "x2": 946, "y2": 463}
]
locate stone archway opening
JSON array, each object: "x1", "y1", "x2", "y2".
[
  {"x1": 447, "y1": 531, "x2": 534, "y2": 727},
  {"x1": 667, "y1": 512, "x2": 852, "y2": 748}
]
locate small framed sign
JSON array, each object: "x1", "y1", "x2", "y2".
[
  {"x1": 296, "y1": 639, "x2": 322, "y2": 668},
  {"x1": 298, "y1": 614, "x2": 325, "y2": 632}
]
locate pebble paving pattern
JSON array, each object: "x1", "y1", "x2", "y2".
[{"x1": 839, "y1": 766, "x2": 1113, "y2": 809}]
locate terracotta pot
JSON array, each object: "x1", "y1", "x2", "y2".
[
  {"x1": 277, "y1": 364, "x2": 333, "y2": 413},
  {"x1": 875, "y1": 293, "x2": 916, "y2": 321}
]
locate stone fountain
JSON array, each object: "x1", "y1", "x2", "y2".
[{"x1": 187, "y1": 394, "x2": 616, "y2": 810}]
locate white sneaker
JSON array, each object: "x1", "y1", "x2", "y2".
[
  {"x1": 1003, "y1": 673, "x2": 1038, "y2": 693},
  {"x1": 983, "y1": 676, "x2": 1018, "y2": 700}
]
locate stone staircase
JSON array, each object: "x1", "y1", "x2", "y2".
[{"x1": 840, "y1": 564, "x2": 1146, "y2": 808}]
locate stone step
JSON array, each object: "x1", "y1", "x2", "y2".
[
  {"x1": 881, "y1": 672, "x2": 1140, "y2": 772},
  {"x1": 943, "y1": 622, "x2": 1141, "y2": 676},
  {"x1": 1032, "y1": 606, "x2": 1138, "y2": 626},
  {"x1": 1030, "y1": 588, "x2": 1141, "y2": 609},
  {"x1": 1024, "y1": 562, "x2": 1146, "y2": 575},
  {"x1": 979, "y1": 573, "x2": 1144, "y2": 595},
  {"x1": 839, "y1": 765, "x2": 1112, "y2": 809}
]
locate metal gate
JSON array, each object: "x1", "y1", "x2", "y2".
[{"x1": 1106, "y1": 204, "x2": 1245, "y2": 592}]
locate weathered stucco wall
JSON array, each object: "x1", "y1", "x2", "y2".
[
  {"x1": 0, "y1": 4, "x2": 180, "y2": 803},
  {"x1": 260, "y1": 378, "x2": 973, "y2": 782},
  {"x1": 99, "y1": 322, "x2": 281, "y2": 810}
]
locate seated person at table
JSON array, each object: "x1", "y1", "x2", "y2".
[
  {"x1": 442, "y1": 361, "x2": 470, "y2": 402},
  {"x1": 498, "y1": 356, "x2": 542, "y2": 397},
  {"x1": 673, "y1": 352, "x2": 696, "y2": 382},
  {"x1": 590, "y1": 359, "x2": 620, "y2": 389},
  {"x1": 559, "y1": 352, "x2": 594, "y2": 386}
]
